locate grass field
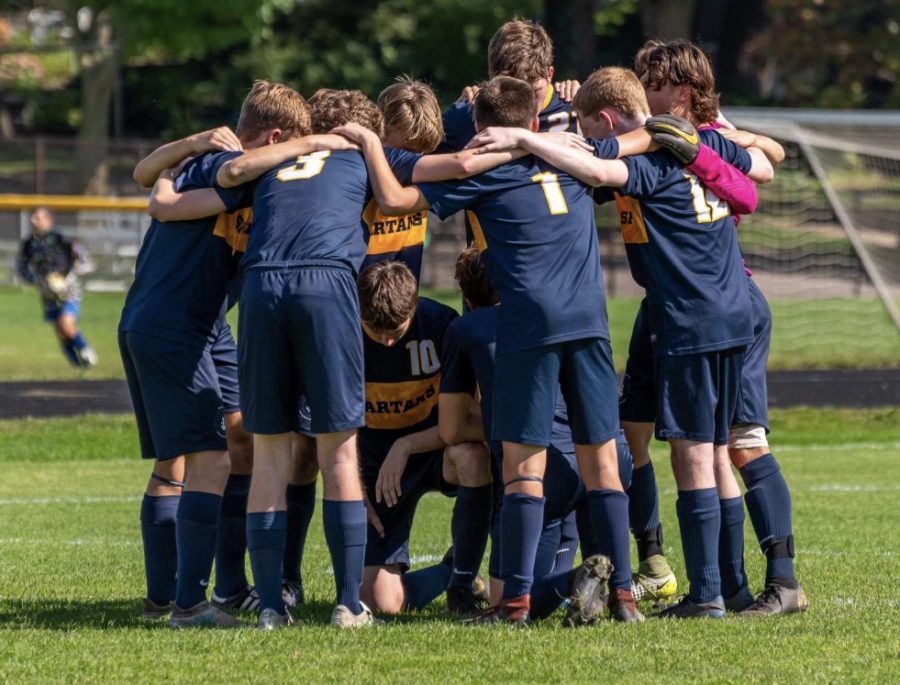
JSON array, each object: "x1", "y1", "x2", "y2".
[
  {"x1": 0, "y1": 286, "x2": 898, "y2": 382},
  {"x1": 1, "y1": 408, "x2": 898, "y2": 683}
]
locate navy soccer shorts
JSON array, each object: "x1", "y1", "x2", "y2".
[
  {"x1": 210, "y1": 321, "x2": 240, "y2": 415},
  {"x1": 360, "y1": 444, "x2": 455, "y2": 570},
  {"x1": 619, "y1": 298, "x2": 657, "y2": 423},
  {"x1": 493, "y1": 338, "x2": 619, "y2": 446},
  {"x1": 655, "y1": 346, "x2": 746, "y2": 445},
  {"x1": 119, "y1": 330, "x2": 226, "y2": 460},
  {"x1": 733, "y1": 278, "x2": 771, "y2": 431},
  {"x1": 238, "y1": 264, "x2": 365, "y2": 435}
]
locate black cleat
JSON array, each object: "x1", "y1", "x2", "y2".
[
  {"x1": 738, "y1": 583, "x2": 808, "y2": 617},
  {"x1": 447, "y1": 585, "x2": 490, "y2": 616}
]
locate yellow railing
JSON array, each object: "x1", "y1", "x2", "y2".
[{"x1": 0, "y1": 194, "x2": 148, "y2": 212}]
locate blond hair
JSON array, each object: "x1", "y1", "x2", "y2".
[
  {"x1": 236, "y1": 80, "x2": 311, "y2": 140},
  {"x1": 573, "y1": 67, "x2": 650, "y2": 119},
  {"x1": 487, "y1": 19, "x2": 553, "y2": 83},
  {"x1": 310, "y1": 89, "x2": 384, "y2": 138},
  {"x1": 377, "y1": 76, "x2": 444, "y2": 153}
]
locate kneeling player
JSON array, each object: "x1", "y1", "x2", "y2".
[{"x1": 356, "y1": 261, "x2": 493, "y2": 615}]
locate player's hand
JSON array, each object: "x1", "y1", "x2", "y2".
[
  {"x1": 375, "y1": 439, "x2": 411, "y2": 507},
  {"x1": 543, "y1": 131, "x2": 594, "y2": 152},
  {"x1": 45, "y1": 272, "x2": 67, "y2": 299},
  {"x1": 465, "y1": 126, "x2": 527, "y2": 154},
  {"x1": 645, "y1": 113, "x2": 700, "y2": 165},
  {"x1": 188, "y1": 126, "x2": 243, "y2": 153},
  {"x1": 363, "y1": 493, "x2": 385, "y2": 538},
  {"x1": 554, "y1": 79, "x2": 581, "y2": 102},
  {"x1": 307, "y1": 133, "x2": 360, "y2": 152},
  {"x1": 456, "y1": 84, "x2": 480, "y2": 104},
  {"x1": 331, "y1": 123, "x2": 379, "y2": 147},
  {"x1": 717, "y1": 127, "x2": 757, "y2": 149}
]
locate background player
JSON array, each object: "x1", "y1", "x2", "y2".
[{"x1": 16, "y1": 206, "x2": 97, "y2": 369}]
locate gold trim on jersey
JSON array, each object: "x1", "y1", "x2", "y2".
[
  {"x1": 541, "y1": 83, "x2": 555, "y2": 112},
  {"x1": 364, "y1": 375, "x2": 440, "y2": 430},
  {"x1": 213, "y1": 207, "x2": 253, "y2": 254},
  {"x1": 363, "y1": 198, "x2": 427, "y2": 256},
  {"x1": 613, "y1": 193, "x2": 648, "y2": 244},
  {"x1": 465, "y1": 210, "x2": 488, "y2": 252}
]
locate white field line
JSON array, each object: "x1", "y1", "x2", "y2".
[
  {"x1": 775, "y1": 442, "x2": 900, "y2": 452},
  {"x1": 0, "y1": 495, "x2": 142, "y2": 506},
  {"x1": 0, "y1": 538, "x2": 140, "y2": 547}
]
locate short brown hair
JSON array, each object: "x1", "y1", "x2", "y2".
[
  {"x1": 236, "y1": 80, "x2": 311, "y2": 140},
  {"x1": 634, "y1": 40, "x2": 720, "y2": 124},
  {"x1": 378, "y1": 76, "x2": 444, "y2": 153},
  {"x1": 455, "y1": 247, "x2": 497, "y2": 308},
  {"x1": 487, "y1": 19, "x2": 553, "y2": 83},
  {"x1": 573, "y1": 67, "x2": 650, "y2": 120},
  {"x1": 473, "y1": 76, "x2": 537, "y2": 129},
  {"x1": 310, "y1": 89, "x2": 384, "y2": 138},
  {"x1": 358, "y1": 261, "x2": 418, "y2": 332}
]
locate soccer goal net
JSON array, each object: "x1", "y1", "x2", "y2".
[{"x1": 720, "y1": 108, "x2": 900, "y2": 368}]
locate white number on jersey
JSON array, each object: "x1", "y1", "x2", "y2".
[
  {"x1": 276, "y1": 150, "x2": 331, "y2": 182},
  {"x1": 406, "y1": 339, "x2": 440, "y2": 376},
  {"x1": 683, "y1": 171, "x2": 731, "y2": 223},
  {"x1": 531, "y1": 172, "x2": 569, "y2": 215}
]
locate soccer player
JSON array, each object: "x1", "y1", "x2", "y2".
[
  {"x1": 123, "y1": 82, "x2": 345, "y2": 627},
  {"x1": 16, "y1": 207, "x2": 97, "y2": 369},
  {"x1": 635, "y1": 39, "x2": 807, "y2": 616},
  {"x1": 338, "y1": 76, "x2": 642, "y2": 623},
  {"x1": 352, "y1": 261, "x2": 492, "y2": 616},
  {"x1": 441, "y1": 246, "x2": 639, "y2": 624}
]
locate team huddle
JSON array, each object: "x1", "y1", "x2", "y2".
[{"x1": 119, "y1": 19, "x2": 807, "y2": 629}]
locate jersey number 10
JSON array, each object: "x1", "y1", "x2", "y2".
[{"x1": 406, "y1": 340, "x2": 440, "y2": 376}]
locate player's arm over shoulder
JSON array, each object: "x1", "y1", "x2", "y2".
[
  {"x1": 148, "y1": 167, "x2": 227, "y2": 222},
  {"x1": 133, "y1": 126, "x2": 242, "y2": 188}
]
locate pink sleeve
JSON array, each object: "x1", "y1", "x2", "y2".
[{"x1": 687, "y1": 144, "x2": 758, "y2": 218}]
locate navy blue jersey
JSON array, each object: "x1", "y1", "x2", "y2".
[
  {"x1": 419, "y1": 156, "x2": 608, "y2": 355},
  {"x1": 438, "y1": 85, "x2": 578, "y2": 153},
  {"x1": 235, "y1": 150, "x2": 372, "y2": 272},
  {"x1": 616, "y1": 129, "x2": 754, "y2": 356},
  {"x1": 440, "y1": 306, "x2": 573, "y2": 450},
  {"x1": 359, "y1": 298, "x2": 458, "y2": 458},
  {"x1": 119, "y1": 151, "x2": 250, "y2": 347},
  {"x1": 361, "y1": 147, "x2": 427, "y2": 280}
]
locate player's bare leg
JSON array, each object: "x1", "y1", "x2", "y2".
[
  {"x1": 282, "y1": 433, "x2": 319, "y2": 608},
  {"x1": 54, "y1": 311, "x2": 96, "y2": 367},
  {"x1": 575, "y1": 439, "x2": 643, "y2": 622},
  {"x1": 361, "y1": 565, "x2": 405, "y2": 614},
  {"x1": 729, "y1": 431, "x2": 807, "y2": 617},
  {"x1": 140, "y1": 456, "x2": 184, "y2": 619}
]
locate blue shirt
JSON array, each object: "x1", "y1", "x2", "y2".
[
  {"x1": 359, "y1": 298, "x2": 458, "y2": 461},
  {"x1": 616, "y1": 129, "x2": 754, "y2": 356},
  {"x1": 118, "y1": 151, "x2": 249, "y2": 347},
  {"x1": 438, "y1": 85, "x2": 578, "y2": 153},
  {"x1": 236, "y1": 150, "x2": 372, "y2": 272},
  {"x1": 361, "y1": 147, "x2": 427, "y2": 280},
  {"x1": 419, "y1": 156, "x2": 609, "y2": 355},
  {"x1": 440, "y1": 306, "x2": 573, "y2": 451}
]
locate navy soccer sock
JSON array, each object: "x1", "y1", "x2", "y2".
[
  {"x1": 140, "y1": 494, "x2": 179, "y2": 606},
  {"x1": 61, "y1": 339, "x2": 81, "y2": 367},
  {"x1": 448, "y1": 484, "x2": 492, "y2": 589},
  {"x1": 214, "y1": 474, "x2": 250, "y2": 597},
  {"x1": 247, "y1": 510, "x2": 287, "y2": 614},
  {"x1": 740, "y1": 453, "x2": 797, "y2": 586},
  {"x1": 676, "y1": 488, "x2": 722, "y2": 603},
  {"x1": 587, "y1": 489, "x2": 632, "y2": 590},
  {"x1": 627, "y1": 462, "x2": 662, "y2": 560},
  {"x1": 500, "y1": 493, "x2": 545, "y2": 599},
  {"x1": 402, "y1": 563, "x2": 453, "y2": 610},
  {"x1": 552, "y1": 513, "x2": 580, "y2": 574},
  {"x1": 530, "y1": 569, "x2": 571, "y2": 620},
  {"x1": 72, "y1": 332, "x2": 88, "y2": 350},
  {"x1": 283, "y1": 482, "x2": 316, "y2": 583},
  {"x1": 174, "y1": 491, "x2": 222, "y2": 609},
  {"x1": 718, "y1": 496, "x2": 748, "y2": 598},
  {"x1": 322, "y1": 500, "x2": 366, "y2": 614}
]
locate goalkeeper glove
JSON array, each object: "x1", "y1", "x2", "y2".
[{"x1": 646, "y1": 113, "x2": 700, "y2": 165}]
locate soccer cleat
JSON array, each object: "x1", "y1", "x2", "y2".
[
  {"x1": 608, "y1": 587, "x2": 646, "y2": 623},
  {"x1": 563, "y1": 553, "x2": 613, "y2": 626},
  {"x1": 282, "y1": 579, "x2": 305, "y2": 608},
  {"x1": 257, "y1": 607, "x2": 294, "y2": 630},
  {"x1": 211, "y1": 585, "x2": 260, "y2": 614},
  {"x1": 463, "y1": 596, "x2": 530, "y2": 627},
  {"x1": 77, "y1": 346, "x2": 99, "y2": 368},
  {"x1": 724, "y1": 585, "x2": 755, "y2": 613},
  {"x1": 657, "y1": 595, "x2": 726, "y2": 619},
  {"x1": 141, "y1": 598, "x2": 172, "y2": 620},
  {"x1": 442, "y1": 545, "x2": 491, "y2": 604},
  {"x1": 167, "y1": 600, "x2": 242, "y2": 628},
  {"x1": 631, "y1": 554, "x2": 678, "y2": 602},
  {"x1": 447, "y1": 585, "x2": 491, "y2": 616},
  {"x1": 330, "y1": 602, "x2": 383, "y2": 628},
  {"x1": 738, "y1": 583, "x2": 809, "y2": 618}
]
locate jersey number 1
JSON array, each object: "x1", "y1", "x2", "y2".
[
  {"x1": 531, "y1": 172, "x2": 569, "y2": 215},
  {"x1": 276, "y1": 150, "x2": 331, "y2": 181}
]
